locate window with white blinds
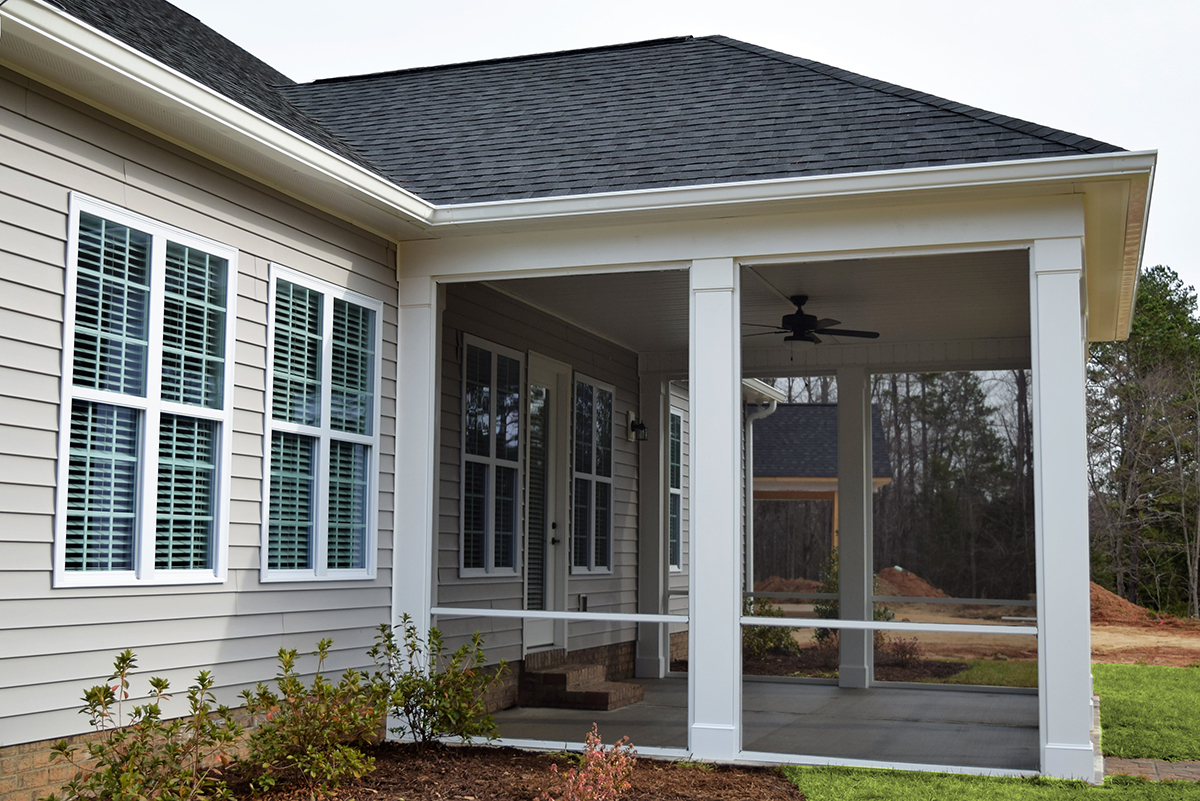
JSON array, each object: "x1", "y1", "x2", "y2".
[
  {"x1": 55, "y1": 195, "x2": 237, "y2": 587},
  {"x1": 263, "y1": 267, "x2": 381, "y2": 581},
  {"x1": 668, "y1": 410, "x2": 683, "y2": 571},
  {"x1": 572, "y1": 375, "x2": 614, "y2": 573},
  {"x1": 460, "y1": 336, "x2": 523, "y2": 576}
]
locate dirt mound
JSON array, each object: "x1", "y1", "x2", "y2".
[
  {"x1": 754, "y1": 576, "x2": 822, "y2": 594},
  {"x1": 876, "y1": 567, "x2": 948, "y2": 598},
  {"x1": 1090, "y1": 581, "x2": 1153, "y2": 625}
]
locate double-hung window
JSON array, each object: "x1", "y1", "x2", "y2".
[
  {"x1": 460, "y1": 336, "x2": 523, "y2": 576},
  {"x1": 263, "y1": 267, "x2": 382, "y2": 581},
  {"x1": 55, "y1": 195, "x2": 236, "y2": 587},
  {"x1": 572, "y1": 375, "x2": 614, "y2": 573},
  {"x1": 668, "y1": 409, "x2": 683, "y2": 571}
]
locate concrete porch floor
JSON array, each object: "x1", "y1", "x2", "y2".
[{"x1": 493, "y1": 677, "x2": 1039, "y2": 771}]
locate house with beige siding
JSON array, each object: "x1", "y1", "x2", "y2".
[{"x1": 0, "y1": 0, "x2": 1154, "y2": 786}]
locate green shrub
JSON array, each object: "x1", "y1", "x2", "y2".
[
  {"x1": 812, "y1": 548, "x2": 894, "y2": 646},
  {"x1": 42, "y1": 650, "x2": 242, "y2": 801},
  {"x1": 368, "y1": 615, "x2": 505, "y2": 749},
  {"x1": 238, "y1": 638, "x2": 385, "y2": 793},
  {"x1": 742, "y1": 596, "x2": 802, "y2": 659}
]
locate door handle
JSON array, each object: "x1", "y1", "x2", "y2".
[{"x1": 551, "y1": 537, "x2": 561, "y2": 545}]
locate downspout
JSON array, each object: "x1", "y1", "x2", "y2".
[{"x1": 744, "y1": 399, "x2": 778, "y2": 593}]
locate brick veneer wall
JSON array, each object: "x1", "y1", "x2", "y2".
[
  {"x1": 670, "y1": 631, "x2": 688, "y2": 663},
  {"x1": 0, "y1": 734, "x2": 87, "y2": 801}
]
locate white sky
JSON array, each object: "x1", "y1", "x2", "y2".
[{"x1": 171, "y1": 0, "x2": 1199, "y2": 291}]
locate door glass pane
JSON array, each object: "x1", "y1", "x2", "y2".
[
  {"x1": 595, "y1": 388, "x2": 612, "y2": 478},
  {"x1": 527, "y1": 385, "x2": 549, "y2": 609},
  {"x1": 496, "y1": 355, "x2": 521, "y2": 462},
  {"x1": 268, "y1": 431, "x2": 315, "y2": 570},
  {"x1": 155, "y1": 414, "x2": 216, "y2": 570},
  {"x1": 573, "y1": 477, "x2": 590, "y2": 568},
  {"x1": 574, "y1": 381, "x2": 592, "y2": 474},
  {"x1": 161, "y1": 242, "x2": 227, "y2": 408},
  {"x1": 465, "y1": 345, "x2": 492, "y2": 458},
  {"x1": 463, "y1": 461, "x2": 488, "y2": 569},
  {"x1": 66, "y1": 401, "x2": 139, "y2": 571},
  {"x1": 669, "y1": 492, "x2": 682, "y2": 569},
  {"x1": 495, "y1": 465, "x2": 518, "y2": 569},
  {"x1": 73, "y1": 212, "x2": 151, "y2": 397}
]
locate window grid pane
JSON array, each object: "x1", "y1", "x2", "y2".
[
  {"x1": 328, "y1": 440, "x2": 369, "y2": 570},
  {"x1": 594, "y1": 481, "x2": 611, "y2": 569},
  {"x1": 155, "y1": 414, "x2": 216, "y2": 570},
  {"x1": 272, "y1": 280, "x2": 323, "y2": 425},
  {"x1": 573, "y1": 477, "x2": 590, "y2": 568},
  {"x1": 161, "y1": 242, "x2": 227, "y2": 408},
  {"x1": 495, "y1": 355, "x2": 521, "y2": 462},
  {"x1": 494, "y1": 466, "x2": 518, "y2": 569},
  {"x1": 73, "y1": 212, "x2": 150, "y2": 397},
  {"x1": 595, "y1": 388, "x2": 612, "y2": 478},
  {"x1": 669, "y1": 493, "x2": 682, "y2": 569},
  {"x1": 464, "y1": 345, "x2": 492, "y2": 458},
  {"x1": 268, "y1": 431, "x2": 315, "y2": 570},
  {"x1": 65, "y1": 401, "x2": 139, "y2": 571},
  {"x1": 331, "y1": 299, "x2": 375, "y2": 435},
  {"x1": 574, "y1": 382, "x2": 593, "y2": 474},
  {"x1": 669, "y1": 414, "x2": 682, "y2": 490},
  {"x1": 463, "y1": 461, "x2": 488, "y2": 569}
]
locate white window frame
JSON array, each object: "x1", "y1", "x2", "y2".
[
  {"x1": 54, "y1": 194, "x2": 237, "y2": 588},
  {"x1": 458, "y1": 335, "x2": 524, "y2": 578},
  {"x1": 668, "y1": 408, "x2": 684, "y2": 573},
  {"x1": 571, "y1": 373, "x2": 615, "y2": 575},
  {"x1": 261, "y1": 265, "x2": 383, "y2": 582}
]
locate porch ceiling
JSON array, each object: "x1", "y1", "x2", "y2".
[{"x1": 488, "y1": 249, "x2": 1029, "y2": 356}]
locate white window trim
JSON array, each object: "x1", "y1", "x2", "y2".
[
  {"x1": 261, "y1": 265, "x2": 383, "y2": 582},
  {"x1": 571, "y1": 372, "x2": 615, "y2": 576},
  {"x1": 668, "y1": 407, "x2": 684, "y2": 573},
  {"x1": 458, "y1": 334, "x2": 524, "y2": 578},
  {"x1": 54, "y1": 193, "x2": 238, "y2": 588}
]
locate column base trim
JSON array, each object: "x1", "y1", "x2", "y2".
[
  {"x1": 690, "y1": 723, "x2": 738, "y2": 760},
  {"x1": 838, "y1": 665, "x2": 870, "y2": 689},
  {"x1": 1043, "y1": 742, "x2": 1096, "y2": 781}
]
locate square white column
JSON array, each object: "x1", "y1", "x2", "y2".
[
  {"x1": 837, "y1": 366, "x2": 873, "y2": 688},
  {"x1": 688, "y1": 258, "x2": 742, "y2": 759},
  {"x1": 1030, "y1": 238, "x2": 1095, "y2": 780},
  {"x1": 393, "y1": 276, "x2": 441, "y2": 642},
  {"x1": 636, "y1": 374, "x2": 669, "y2": 678}
]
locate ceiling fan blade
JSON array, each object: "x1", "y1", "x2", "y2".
[
  {"x1": 813, "y1": 318, "x2": 840, "y2": 328},
  {"x1": 743, "y1": 331, "x2": 789, "y2": 337},
  {"x1": 742, "y1": 322, "x2": 788, "y2": 329},
  {"x1": 816, "y1": 328, "x2": 879, "y2": 339}
]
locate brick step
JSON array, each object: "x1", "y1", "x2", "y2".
[
  {"x1": 527, "y1": 679, "x2": 646, "y2": 711},
  {"x1": 524, "y1": 662, "x2": 607, "y2": 692}
]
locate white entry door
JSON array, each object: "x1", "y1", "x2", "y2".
[{"x1": 524, "y1": 353, "x2": 570, "y2": 651}]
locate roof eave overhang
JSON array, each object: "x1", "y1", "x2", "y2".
[{"x1": 0, "y1": 0, "x2": 438, "y2": 238}]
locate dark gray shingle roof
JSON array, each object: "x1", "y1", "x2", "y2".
[
  {"x1": 280, "y1": 35, "x2": 1124, "y2": 205},
  {"x1": 45, "y1": 0, "x2": 385, "y2": 173},
  {"x1": 753, "y1": 403, "x2": 893, "y2": 479}
]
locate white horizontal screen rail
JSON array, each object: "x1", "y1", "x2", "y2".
[
  {"x1": 431, "y1": 606, "x2": 687, "y2": 624},
  {"x1": 741, "y1": 616, "x2": 1037, "y2": 636}
]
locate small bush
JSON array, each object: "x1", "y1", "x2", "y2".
[
  {"x1": 369, "y1": 615, "x2": 505, "y2": 749},
  {"x1": 42, "y1": 650, "x2": 241, "y2": 801},
  {"x1": 812, "y1": 549, "x2": 895, "y2": 644},
  {"x1": 883, "y1": 636, "x2": 925, "y2": 668},
  {"x1": 742, "y1": 596, "x2": 802, "y2": 659},
  {"x1": 540, "y1": 724, "x2": 636, "y2": 801},
  {"x1": 238, "y1": 638, "x2": 385, "y2": 793}
]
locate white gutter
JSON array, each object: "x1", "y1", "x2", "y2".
[{"x1": 744, "y1": 398, "x2": 780, "y2": 593}]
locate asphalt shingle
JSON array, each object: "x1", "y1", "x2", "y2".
[{"x1": 752, "y1": 404, "x2": 893, "y2": 479}]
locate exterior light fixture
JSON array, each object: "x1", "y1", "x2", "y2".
[{"x1": 627, "y1": 411, "x2": 649, "y2": 441}]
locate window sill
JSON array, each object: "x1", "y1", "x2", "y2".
[
  {"x1": 53, "y1": 570, "x2": 227, "y2": 589},
  {"x1": 259, "y1": 570, "x2": 377, "y2": 583},
  {"x1": 458, "y1": 568, "x2": 521, "y2": 580},
  {"x1": 570, "y1": 567, "x2": 614, "y2": 576}
]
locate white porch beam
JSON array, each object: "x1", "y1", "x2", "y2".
[
  {"x1": 1030, "y1": 237, "x2": 1094, "y2": 780},
  {"x1": 393, "y1": 276, "x2": 442, "y2": 642},
  {"x1": 688, "y1": 258, "x2": 742, "y2": 760},
  {"x1": 636, "y1": 374, "x2": 669, "y2": 678},
  {"x1": 836, "y1": 367, "x2": 874, "y2": 688}
]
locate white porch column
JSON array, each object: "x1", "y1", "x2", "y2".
[
  {"x1": 392, "y1": 276, "x2": 441, "y2": 642},
  {"x1": 1030, "y1": 238, "x2": 1095, "y2": 780},
  {"x1": 836, "y1": 366, "x2": 873, "y2": 688},
  {"x1": 636, "y1": 374, "x2": 669, "y2": 678},
  {"x1": 688, "y1": 258, "x2": 742, "y2": 759}
]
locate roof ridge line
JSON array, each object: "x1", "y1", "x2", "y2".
[
  {"x1": 702, "y1": 35, "x2": 1123, "y2": 155},
  {"x1": 301, "y1": 36, "x2": 696, "y2": 86}
]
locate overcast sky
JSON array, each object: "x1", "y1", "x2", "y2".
[{"x1": 170, "y1": 0, "x2": 1198, "y2": 292}]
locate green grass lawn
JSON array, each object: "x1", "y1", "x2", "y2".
[
  {"x1": 1094, "y1": 664, "x2": 1200, "y2": 761},
  {"x1": 913, "y1": 658, "x2": 1040, "y2": 688},
  {"x1": 785, "y1": 767, "x2": 1200, "y2": 799}
]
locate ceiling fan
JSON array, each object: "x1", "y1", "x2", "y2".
[{"x1": 743, "y1": 295, "x2": 880, "y2": 344}]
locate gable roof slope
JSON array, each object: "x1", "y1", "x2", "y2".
[{"x1": 280, "y1": 35, "x2": 1124, "y2": 205}]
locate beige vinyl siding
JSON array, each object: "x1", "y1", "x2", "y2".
[
  {"x1": 437, "y1": 283, "x2": 640, "y2": 662},
  {"x1": 0, "y1": 66, "x2": 398, "y2": 746}
]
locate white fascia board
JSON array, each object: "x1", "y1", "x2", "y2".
[
  {"x1": 431, "y1": 151, "x2": 1157, "y2": 226},
  {"x1": 741, "y1": 378, "x2": 786, "y2": 404},
  {"x1": 1, "y1": 0, "x2": 435, "y2": 225}
]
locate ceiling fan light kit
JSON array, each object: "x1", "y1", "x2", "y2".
[{"x1": 743, "y1": 294, "x2": 881, "y2": 344}]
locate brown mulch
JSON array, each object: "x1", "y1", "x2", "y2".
[
  {"x1": 255, "y1": 742, "x2": 805, "y2": 801},
  {"x1": 675, "y1": 644, "x2": 969, "y2": 683},
  {"x1": 754, "y1": 576, "x2": 822, "y2": 594},
  {"x1": 875, "y1": 567, "x2": 948, "y2": 599}
]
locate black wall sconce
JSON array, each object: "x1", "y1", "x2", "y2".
[{"x1": 628, "y1": 413, "x2": 649, "y2": 442}]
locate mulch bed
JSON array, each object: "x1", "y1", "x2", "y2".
[
  {"x1": 250, "y1": 742, "x2": 805, "y2": 801},
  {"x1": 674, "y1": 647, "x2": 970, "y2": 682}
]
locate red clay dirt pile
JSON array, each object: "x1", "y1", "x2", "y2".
[
  {"x1": 1090, "y1": 581, "x2": 1154, "y2": 626},
  {"x1": 876, "y1": 567, "x2": 949, "y2": 598}
]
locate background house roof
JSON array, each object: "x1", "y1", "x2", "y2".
[
  {"x1": 279, "y1": 35, "x2": 1123, "y2": 205},
  {"x1": 753, "y1": 403, "x2": 893, "y2": 479}
]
